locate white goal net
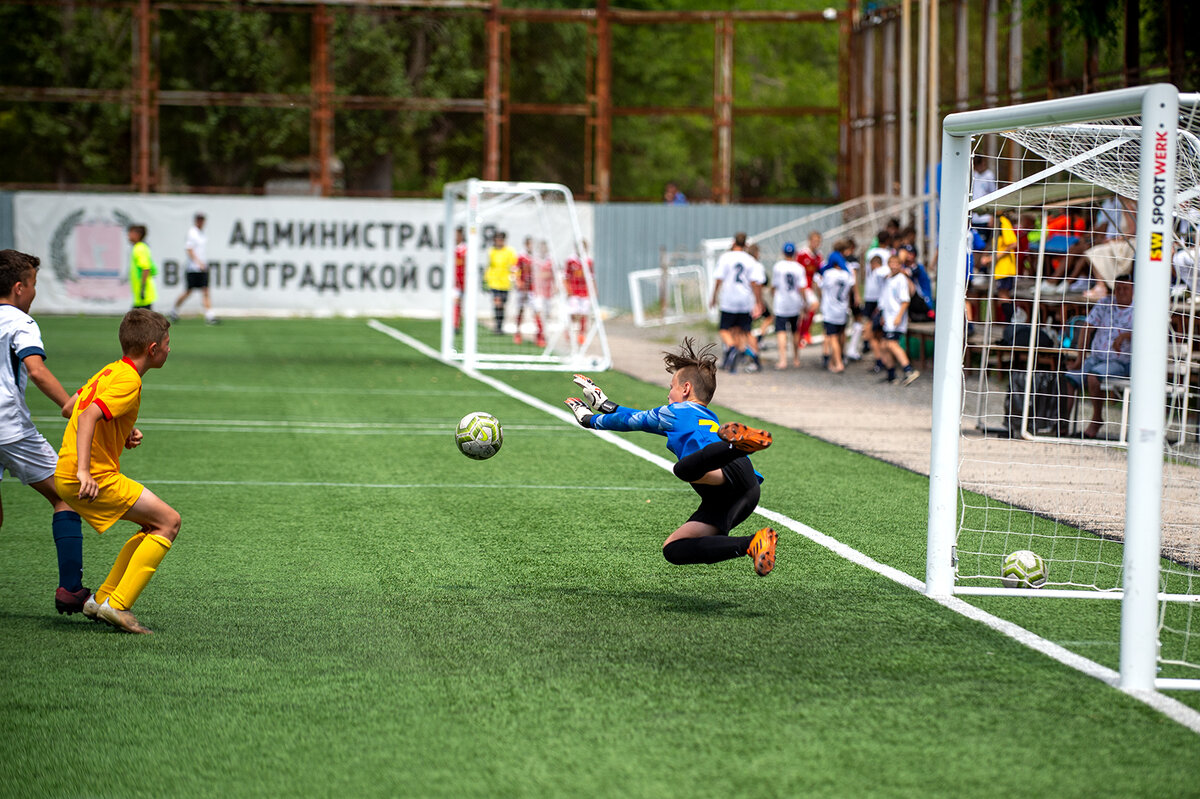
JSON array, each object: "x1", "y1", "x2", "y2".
[
  {"x1": 928, "y1": 85, "x2": 1200, "y2": 691},
  {"x1": 440, "y1": 180, "x2": 610, "y2": 371}
]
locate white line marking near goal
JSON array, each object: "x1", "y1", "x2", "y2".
[
  {"x1": 367, "y1": 319, "x2": 1200, "y2": 735},
  {"x1": 145, "y1": 479, "x2": 675, "y2": 492}
]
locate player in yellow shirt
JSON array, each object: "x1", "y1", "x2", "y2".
[
  {"x1": 484, "y1": 231, "x2": 518, "y2": 334},
  {"x1": 128, "y1": 225, "x2": 157, "y2": 309},
  {"x1": 55, "y1": 308, "x2": 179, "y2": 634}
]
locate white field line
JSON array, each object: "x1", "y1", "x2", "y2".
[
  {"x1": 368, "y1": 319, "x2": 1200, "y2": 735},
  {"x1": 74, "y1": 383, "x2": 496, "y2": 397},
  {"x1": 32, "y1": 417, "x2": 564, "y2": 434},
  {"x1": 145, "y1": 479, "x2": 676, "y2": 492}
]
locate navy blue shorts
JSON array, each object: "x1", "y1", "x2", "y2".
[
  {"x1": 823, "y1": 321, "x2": 846, "y2": 336},
  {"x1": 774, "y1": 315, "x2": 800, "y2": 334},
  {"x1": 719, "y1": 311, "x2": 753, "y2": 332},
  {"x1": 883, "y1": 330, "x2": 904, "y2": 342}
]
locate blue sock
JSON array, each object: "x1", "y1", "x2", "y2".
[
  {"x1": 51, "y1": 510, "x2": 84, "y2": 592},
  {"x1": 888, "y1": 367, "x2": 897, "y2": 380}
]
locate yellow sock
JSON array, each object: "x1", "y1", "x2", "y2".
[
  {"x1": 108, "y1": 534, "x2": 172, "y2": 611},
  {"x1": 95, "y1": 533, "x2": 145, "y2": 604}
]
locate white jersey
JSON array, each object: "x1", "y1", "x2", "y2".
[
  {"x1": 817, "y1": 268, "x2": 854, "y2": 326},
  {"x1": 864, "y1": 264, "x2": 891, "y2": 303},
  {"x1": 879, "y1": 271, "x2": 912, "y2": 334},
  {"x1": 713, "y1": 249, "x2": 765, "y2": 314},
  {"x1": 185, "y1": 225, "x2": 207, "y2": 272},
  {"x1": 771, "y1": 260, "x2": 808, "y2": 318},
  {"x1": 0, "y1": 304, "x2": 46, "y2": 445},
  {"x1": 1174, "y1": 248, "x2": 1198, "y2": 291}
]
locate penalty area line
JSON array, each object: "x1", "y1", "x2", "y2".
[{"x1": 366, "y1": 319, "x2": 1200, "y2": 735}]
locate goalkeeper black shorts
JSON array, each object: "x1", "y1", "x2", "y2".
[{"x1": 687, "y1": 456, "x2": 760, "y2": 535}]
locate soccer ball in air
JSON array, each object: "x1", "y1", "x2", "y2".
[
  {"x1": 1001, "y1": 550, "x2": 1048, "y2": 588},
  {"x1": 455, "y1": 412, "x2": 503, "y2": 460}
]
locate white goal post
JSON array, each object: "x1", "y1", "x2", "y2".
[
  {"x1": 927, "y1": 84, "x2": 1200, "y2": 693},
  {"x1": 439, "y1": 179, "x2": 611, "y2": 371}
]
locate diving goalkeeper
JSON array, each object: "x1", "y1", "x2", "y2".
[{"x1": 565, "y1": 338, "x2": 777, "y2": 576}]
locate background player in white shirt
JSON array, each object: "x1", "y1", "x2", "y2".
[
  {"x1": 814, "y1": 250, "x2": 855, "y2": 373},
  {"x1": 770, "y1": 242, "x2": 813, "y2": 370},
  {"x1": 861, "y1": 253, "x2": 892, "y2": 372},
  {"x1": 170, "y1": 213, "x2": 218, "y2": 325},
  {"x1": 877, "y1": 254, "x2": 919, "y2": 385},
  {"x1": 710, "y1": 232, "x2": 765, "y2": 372},
  {"x1": 0, "y1": 250, "x2": 90, "y2": 615}
]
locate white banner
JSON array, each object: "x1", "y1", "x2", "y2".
[{"x1": 14, "y1": 192, "x2": 593, "y2": 316}]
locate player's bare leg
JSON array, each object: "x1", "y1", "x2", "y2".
[{"x1": 96, "y1": 488, "x2": 181, "y2": 634}]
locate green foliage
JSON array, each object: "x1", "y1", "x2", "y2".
[{"x1": 0, "y1": 6, "x2": 132, "y2": 184}]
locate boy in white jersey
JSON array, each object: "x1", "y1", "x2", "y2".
[
  {"x1": 770, "y1": 242, "x2": 811, "y2": 369},
  {"x1": 861, "y1": 253, "x2": 892, "y2": 372},
  {"x1": 814, "y1": 241, "x2": 856, "y2": 373},
  {"x1": 0, "y1": 250, "x2": 89, "y2": 615},
  {"x1": 170, "y1": 213, "x2": 218, "y2": 324},
  {"x1": 710, "y1": 232, "x2": 765, "y2": 372},
  {"x1": 878, "y1": 254, "x2": 919, "y2": 385}
]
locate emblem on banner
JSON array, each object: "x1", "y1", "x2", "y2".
[{"x1": 49, "y1": 208, "x2": 136, "y2": 301}]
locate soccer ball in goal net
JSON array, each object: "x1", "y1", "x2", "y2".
[
  {"x1": 440, "y1": 180, "x2": 610, "y2": 371},
  {"x1": 927, "y1": 84, "x2": 1200, "y2": 692}
]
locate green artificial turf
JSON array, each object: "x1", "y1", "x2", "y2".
[{"x1": 1, "y1": 316, "x2": 1198, "y2": 798}]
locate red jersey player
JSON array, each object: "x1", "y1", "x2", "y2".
[
  {"x1": 453, "y1": 226, "x2": 467, "y2": 330},
  {"x1": 512, "y1": 236, "x2": 539, "y2": 345},
  {"x1": 564, "y1": 242, "x2": 594, "y2": 346},
  {"x1": 795, "y1": 230, "x2": 823, "y2": 346}
]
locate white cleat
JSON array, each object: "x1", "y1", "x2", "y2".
[{"x1": 97, "y1": 599, "x2": 152, "y2": 634}]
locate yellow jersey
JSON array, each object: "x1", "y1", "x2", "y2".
[
  {"x1": 994, "y1": 215, "x2": 1018, "y2": 279},
  {"x1": 484, "y1": 245, "x2": 518, "y2": 291},
  {"x1": 57, "y1": 357, "x2": 142, "y2": 481},
  {"x1": 130, "y1": 241, "x2": 158, "y2": 307}
]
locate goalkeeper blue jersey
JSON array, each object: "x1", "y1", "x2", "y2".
[{"x1": 590, "y1": 401, "x2": 763, "y2": 482}]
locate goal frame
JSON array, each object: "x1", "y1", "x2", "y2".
[
  {"x1": 439, "y1": 179, "x2": 611, "y2": 372},
  {"x1": 925, "y1": 84, "x2": 1184, "y2": 692}
]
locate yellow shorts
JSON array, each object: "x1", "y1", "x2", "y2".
[{"x1": 55, "y1": 471, "x2": 145, "y2": 534}]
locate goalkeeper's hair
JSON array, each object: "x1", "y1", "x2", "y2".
[{"x1": 663, "y1": 337, "x2": 718, "y2": 403}]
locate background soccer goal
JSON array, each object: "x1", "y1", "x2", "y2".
[
  {"x1": 927, "y1": 84, "x2": 1200, "y2": 692},
  {"x1": 440, "y1": 179, "x2": 610, "y2": 371}
]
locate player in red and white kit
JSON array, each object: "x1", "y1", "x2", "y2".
[
  {"x1": 795, "y1": 230, "x2": 823, "y2": 346},
  {"x1": 453, "y1": 227, "x2": 467, "y2": 330},
  {"x1": 512, "y1": 236, "x2": 541, "y2": 345},
  {"x1": 564, "y1": 242, "x2": 594, "y2": 346},
  {"x1": 530, "y1": 240, "x2": 554, "y2": 349}
]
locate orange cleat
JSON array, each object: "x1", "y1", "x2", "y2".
[
  {"x1": 718, "y1": 422, "x2": 772, "y2": 453},
  {"x1": 747, "y1": 527, "x2": 777, "y2": 576}
]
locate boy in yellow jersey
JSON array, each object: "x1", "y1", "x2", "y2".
[
  {"x1": 484, "y1": 231, "x2": 517, "y2": 334},
  {"x1": 127, "y1": 225, "x2": 157, "y2": 309},
  {"x1": 56, "y1": 309, "x2": 179, "y2": 634}
]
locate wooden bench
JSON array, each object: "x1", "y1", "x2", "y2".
[{"x1": 903, "y1": 321, "x2": 936, "y2": 370}]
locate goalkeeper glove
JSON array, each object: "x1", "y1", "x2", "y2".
[
  {"x1": 565, "y1": 397, "x2": 594, "y2": 428},
  {"x1": 572, "y1": 374, "x2": 617, "y2": 413}
]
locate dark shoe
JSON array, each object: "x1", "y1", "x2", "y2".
[{"x1": 54, "y1": 586, "x2": 91, "y2": 615}]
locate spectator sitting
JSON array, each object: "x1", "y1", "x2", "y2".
[
  {"x1": 1063, "y1": 273, "x2": 1134, "y2": 439},
  {"x1": 664, "y1": 182, "x2": 688, "y2": 205}
]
